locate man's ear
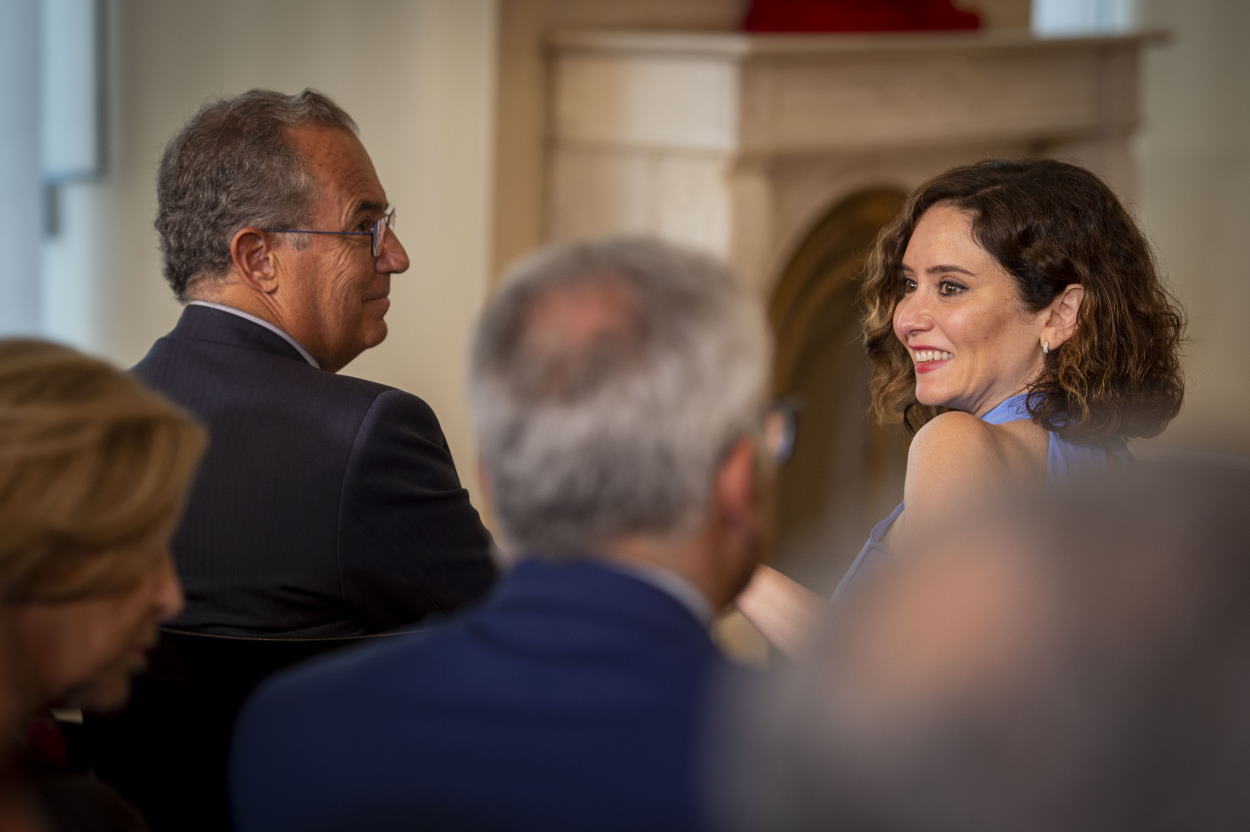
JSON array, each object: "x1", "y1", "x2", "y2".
[
  {"x1": 229, "y1": 228, "x2": 279, "y2": 295},
  {"x1": 714, "y1": 438, "x2": 759, "y2": 532},
  {"x1": 1041, "y1": 283, "x2": 1085, "y2": 350}
]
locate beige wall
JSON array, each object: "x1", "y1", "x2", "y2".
[
  {"x1": 1132, "y1": 0, "x2": 1250, "y2": 456},
  {"x1": 41, "y1": 0, "x2": 499, "y2": 510}
]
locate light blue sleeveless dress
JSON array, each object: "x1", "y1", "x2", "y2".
[{"x1": 833, "y1": 393, "x2": 1129, "y2": 599}]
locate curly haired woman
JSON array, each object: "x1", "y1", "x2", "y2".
[{"x1": 737, "y1": 159, "x2": 1186, "y2": 653}]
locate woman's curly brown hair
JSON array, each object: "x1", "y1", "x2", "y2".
[{"x1": 861, "y1": 158, "x2": 1185, "y2": 443}]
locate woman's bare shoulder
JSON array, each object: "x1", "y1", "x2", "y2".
[
  {"x1": 902, "y1": 413, "x2": 1046, "y2": 532},
  {"x1": 911, "y1": 412, "x2": 1048, "y2": 480},
  {"x1": 909, "y1": 411, "x2": 1000, "y2": 471}
]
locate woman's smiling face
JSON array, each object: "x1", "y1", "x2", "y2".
[{"x1": 892, "y1": 203, "x2": 1050, "y2": 418}]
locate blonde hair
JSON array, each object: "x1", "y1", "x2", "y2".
[{"x1": 0, "y1": 339, "x2": 205, "y2": 603}]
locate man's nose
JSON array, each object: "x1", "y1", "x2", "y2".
[{"x1": 379, "y1": 228, "x2": 410, "y2": 274}]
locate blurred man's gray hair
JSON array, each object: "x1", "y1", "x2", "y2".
[{"x1": 470, "y1": 235, "x2": 771, "y2": 558}]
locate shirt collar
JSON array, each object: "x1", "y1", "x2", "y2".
[
  {"x1": 597, "y1": 559, "x2": 716, "y2": 628},
  {"x1": 186, "y1": 301, "x2": 320, "y2": 369}
]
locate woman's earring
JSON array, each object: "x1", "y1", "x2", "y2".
[{"x1": 1041, "y1": 340, "x2": 1050, "y2": 355}]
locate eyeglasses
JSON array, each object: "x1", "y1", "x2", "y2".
[
  {"x1": 762, "y1": 398, "x2": 801, "y2": 465},
  {"x1": 263, "y1": 207, "x2": 396, "y2": 257}
]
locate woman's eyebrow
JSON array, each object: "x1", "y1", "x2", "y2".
[
  {"x1": 899, "y1": 263, "x2": 975, "y2": 276},
  {"x1": 927, "y1": 264, "x2": 974, "y2": 276}
]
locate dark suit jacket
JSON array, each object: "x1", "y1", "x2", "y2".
[
  {"x1": 133, "y1": 305, "x2": 496, "y2": 636},
  {"x1": 229, "y1": 558, "x2": 732, "y2": 831}
]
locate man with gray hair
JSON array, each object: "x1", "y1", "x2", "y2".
[
  {"x1": 231, "y1": 235, "x2": 783, "y2": 831},
  {"x1": 132, "y1": 89, "x2": 495, "y2": 638},
  {"x1": 97, "y1": 90, "x2": 495, "y2": 829}
]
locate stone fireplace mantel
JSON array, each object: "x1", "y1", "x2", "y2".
[
  {"x1": 546, "y1": 28, "x2": 1163, "y2": 294},
  {"x1": 554, "y1": 30, "x2": 1159, "y2": 153}
]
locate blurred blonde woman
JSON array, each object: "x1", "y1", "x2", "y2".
[{"x1": 0, "y1": 339, "x2": 204, "y2": 829}]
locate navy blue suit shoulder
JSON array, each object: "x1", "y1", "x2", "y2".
[
  {"x1": 231, "y1": 559, "x2": 729, "y2": 831},
  {"x1": 134, "y1": 305, "x2": 496, "y2": 636}
]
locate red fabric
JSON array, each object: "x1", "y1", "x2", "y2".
[{"x1": 743, "y1": 0, "x2": 981, "y2": 33}]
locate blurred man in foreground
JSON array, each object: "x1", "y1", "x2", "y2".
[
  {"x1": 719, "y1": 460, "x2": 1250, "y2": 832},
  {"x1": 232, "y1": 236, "x2": 782, "y2": 831}
]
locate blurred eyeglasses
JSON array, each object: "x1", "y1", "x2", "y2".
[{"x1": 762, "y1": 398, "x2": 800, "y2": 465}]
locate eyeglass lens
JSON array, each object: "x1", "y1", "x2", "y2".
[
  {"x1": 763, "y1": 402, "x2": 798, "y2": 464},
  {"x1": 372, "y1": 209, "x2": 396, "y2": 257}
]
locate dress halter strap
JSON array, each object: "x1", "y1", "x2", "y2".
[{"x1": 980, "y1": 393, "x2": 1032, "y2": 425}]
